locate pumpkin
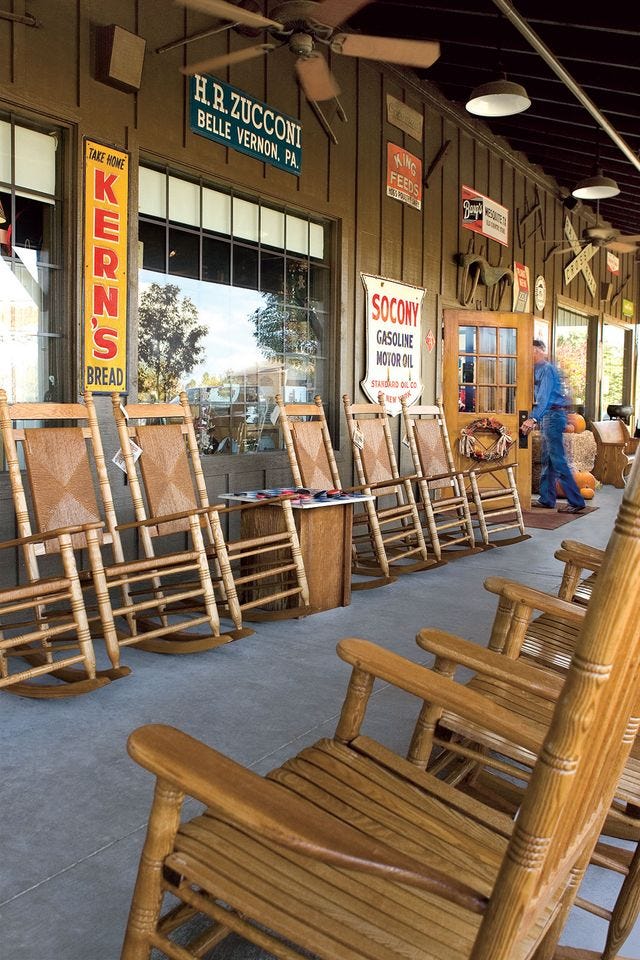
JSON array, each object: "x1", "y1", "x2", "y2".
[
  {"x1": 566, "y1": 412, "x2": 586, "y2": 433},
  {"x1": 581, "y1": 487, "x2": 595, "y2": 500},
  {"x1": 574, "y1": 470, "x2": 596, "y2": 490}
]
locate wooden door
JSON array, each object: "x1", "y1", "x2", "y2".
[{"x1": 443, "y1": 309, "x2": 533, "y2": 508}]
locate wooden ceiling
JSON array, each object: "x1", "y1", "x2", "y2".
[{"x1": 347, "y1": 0, "x2": 640, "y2": 242}]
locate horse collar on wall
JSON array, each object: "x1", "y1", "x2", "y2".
[{"x1": 456, "y1": 245, "x2": 513, "y2": 310}]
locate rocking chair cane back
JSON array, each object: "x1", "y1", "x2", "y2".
[
  {"x1": 122, "y1": 456, "x2": 640, "y2": 960},
  {"x1": 342, "y1": 393, "x2": 435, "y2": 575},
  {"x1": 112, "y1": 393, "x2": 310, "y2": 625},
  {"x1": 0, "y1": 388, "x2": 224, "y2": 660},
  {"x1": 399, "y1": 397, "x2": 478, "y2": 561},
  {"x1": 276, "y1": 393, "x2": 396, "y2": 589},
  {"x1": 0, "y1": 525, "x2": 109, "y2": 698}
]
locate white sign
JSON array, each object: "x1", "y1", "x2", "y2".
[
  {"x1": 361, "y1": 275, "x2": 424, "y2": 416},
  {"x1": 607, "y1": 250, "x2": 620, "y2": 275},
  {"x1": 534, "y1": 274, "x2": 546, "y2": 311},
  {"x1": 563, "y1": 217, "x2": 597, "y2": 297},
  {"x1": 461, "y1": 185, "x2": 509, "y2": 246}
]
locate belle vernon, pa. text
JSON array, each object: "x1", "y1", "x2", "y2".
[{"x1": 192, "y1": 74, "x2": 302, "y2": 173}]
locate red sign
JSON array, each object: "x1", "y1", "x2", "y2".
[{"x1": 386, "y1": 143, "x2": 422, "y2": 210}]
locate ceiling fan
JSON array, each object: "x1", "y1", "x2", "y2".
[
  {"x1": 545, "y1": 214, "x2": 640, "y2": 258},
  {"x1": 175, "y1": 0, "x2": 440, "y2": 105}
]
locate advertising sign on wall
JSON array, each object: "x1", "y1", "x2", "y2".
[
  {"x1": 386, "y1": 144, "x2": 422, "y2": 210},
  {"x1": 361, "y1": 274, "x2": 424, "y2": 416},
  {"x1": 512, "y1": 261, "x2": 530, "y2": 312},
  {"x1": 83, "y1": 139, "x2": 129, "y2": 392},
  {"x1": 190, "y1": 74, "x2": 302, "y2": 176},
  {"x1": 607, "y1": 250, "x2": 620, "y2": 275},
  {"x1": 461, "y1": 185, "x2": 509, "y2": 246}
]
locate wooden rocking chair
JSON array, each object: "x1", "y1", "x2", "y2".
[
  {"x1": 276, "y1": 392, "x2": 395, "y2": 589},
  {"x1": 399, "y1": 397, "x2": 478, "y2": 560},
  {"x1": 403, "y1": 397, "x2": 526, "y2": 548},
  {"x1": 343, "y1": 393, "x2": 436, "y2": 575},
  {"x1": 0, "y1": 525, "x2": 111, "y2": 697},
  {"x1": 112, "y1": 393, "x2": 310, "y2": 625},
  {"x1": 0, "y1": 389, "x2": 227, "y2": 659},
  {"x1": 121, "y1": 454, "x2": 640, "y2": 960}
]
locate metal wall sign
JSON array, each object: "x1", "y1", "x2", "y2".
[
  {"x1": 386, "y1": 94, "x2": 423, "y2": 142},
  {"x1": 461, "y1": 185, "x2": 509, "y2": 246},
  {"x1": 83, "y1": 139, "x2": 129, "y2": 392},
  {"x1": 361, "y1": 274, "x2": 424, "y2": 416},
  {"x1": 563, "y1": 217, "x2": 597, "y2": 297},
  {"x1": 386, "y1": 144, "x2": 422, "y2": 209},
  {"x1": 190, "y1": 74, "x2": 302, "y2": 176}
]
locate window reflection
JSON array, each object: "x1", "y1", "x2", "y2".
[
  {"x1": 499, "y1": 328, "x2": 517, "y2": 355},
  {"x1": 478, "y1": 327, "x2": 496, "y2": 354}
]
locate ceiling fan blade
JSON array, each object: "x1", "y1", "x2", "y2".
[
  {"x1": 176, "y1": 0, "x2": 282, "y2": 31},
  {"x1": 619, "y1": 234, "x2": 640, "y2": 243},
  {"x1": 182, "y1": 42, "x2": 275, "y2": 75},
  {"x1": 310, "y1": 0, "x2": 373, "y2": 29},
  {"x1": 331, "y1": 33, "x2": 440, "y2": 69},
  {"x1": 606, "y1": 240, "x2": 638, "y2": 254},
  {"x1": 295, "y1": 54, "x2": 341, "y2": 102}
]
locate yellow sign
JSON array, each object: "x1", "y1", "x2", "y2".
[{"x1": 83, "y1": 139, "x2": 128, "y2": 391}]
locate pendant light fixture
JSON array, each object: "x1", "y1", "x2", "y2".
[
  {"x1": 466, "y1": 77, "x2": 530, "y2": 117},
  {"x1": 571, "y1": 130, "x2": 620, "y2": 200},
  {"x1": 572, "y1": 169, "x2": 620, "y2": 200},
  {"x1": 466, "y1": 13, "x2": 531, "y2": 118}
]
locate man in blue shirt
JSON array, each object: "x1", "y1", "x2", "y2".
[{"x1": 520, "y1": 339, "x2": 585, "y2": 513}]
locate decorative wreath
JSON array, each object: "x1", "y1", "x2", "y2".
[{"x1": 459, "y1": 416, "x2": 514, "y2": 462}]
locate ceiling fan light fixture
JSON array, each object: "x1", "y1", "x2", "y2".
[
  {"x1": 572, "y1": 170, "x2": 620, "y2": 200},
  {"x1": 465, "y1": 78, "x2": 531, "y2": 117}
]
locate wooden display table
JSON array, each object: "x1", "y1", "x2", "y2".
[{"x1": 225, "y1": 490, "x2": 370, "y2": 612}]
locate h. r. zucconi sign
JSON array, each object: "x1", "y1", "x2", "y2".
[{"x1": 83, "y1": 139, "x2": 129, "y2": 392}]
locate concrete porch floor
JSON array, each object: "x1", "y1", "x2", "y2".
[{"x1": 2, "y1": 484, "x2": 637, "y2": 959}]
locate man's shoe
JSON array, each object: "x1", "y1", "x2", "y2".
[
  {"x1": 558, "y1": 504, "x2": 585, "y2": 514},
  {"x1": 531, "y1": 499, "x2": 554, "y2": 508}
]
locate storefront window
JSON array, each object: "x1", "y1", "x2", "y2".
[
  {"x1": 554, "y1": 307, "x2": 588, "y2": 409},
  {"x1": 138, "y1": 167, "x2": 331, "y2": 454},
  {"x1": 600, "y1": 322, "x2": 627, "y2": 414},
  {"x1": 0, "y1": 115, "x2": 64, "y2": 402}
]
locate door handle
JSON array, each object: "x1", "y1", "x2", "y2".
[{"x1": 518, "y1": 410, "x2": 529, "y2": 448}]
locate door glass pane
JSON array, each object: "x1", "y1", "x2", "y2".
[
  {"x1": 477, "y1": 357, "x2": 496, "y2": 383},
  {"x1": 458, "y1": 385, "x2": 476, "y2": 412},
  {"x1": 504, "y1": 386, "x2": 516, "y2": 414},
  {"x1": 478, "y1": 327, "x2": 496, "y2": 354},
  {"x1": 458, "y1": 356, "x2": 475, "y2": 384},
  {"x1": 458, "y1": 326, "x2": 476, "y2": 352},
  {"x1": 499, "y1": 357, "x2": 516, "y2": 383},
  {"x1": 477, "y1": 386, "x2": 496, "y2": 410},
  {"x1": 499, "y1": 328, "x2": 517, "y2": 355}
]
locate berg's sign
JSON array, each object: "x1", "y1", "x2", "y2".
[
  {"x1": 461, "y1": 184, "x2": 509, "y2": 246},
  {"x1": 361, "y1": 275, "x2": 424, "y2": 416},
  {"x1": 190, "y1": 74, "x2": 302, "y2": 176}
]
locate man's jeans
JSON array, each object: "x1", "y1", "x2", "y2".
[{"x1": 539, "y1": 410, "x2": 586, "y2": 508}]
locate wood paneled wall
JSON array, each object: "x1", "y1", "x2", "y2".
[{"x1": 0, "y1": 0, "x2": 636, "y2": 542}]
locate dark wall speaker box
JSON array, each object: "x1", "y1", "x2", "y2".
[{"x1": 95, "y1": 24, "x2": 146, "y2": 93}]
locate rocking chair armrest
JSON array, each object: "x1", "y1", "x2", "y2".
[
  {"x1": 0, "y1": 522, "x2": 105, "y2": 550},
  {"x1": 415, "y1": 629, "x2": 563, "y2": 701},
  {"x1": 116, "y1": 504, "x2": 224, "y2": 531},
  {"x1": 483, "y1": 577, "x2": 586, "y2": 625},
  {"x1": 423, "y1": 467, "x2": 462, "y2": 483},
  {"x1": 367, "y1": 472, "x2": 419, "y2": 491},
  {"x1": 337, "y1": 638, "x2": 541, "y2": 755},
  {"x1": 127, "y1": 723, "x2": 487, "y2": 913},
  {"x1": 557, "y1": 539, "x2": 605, "y2": 567}
]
